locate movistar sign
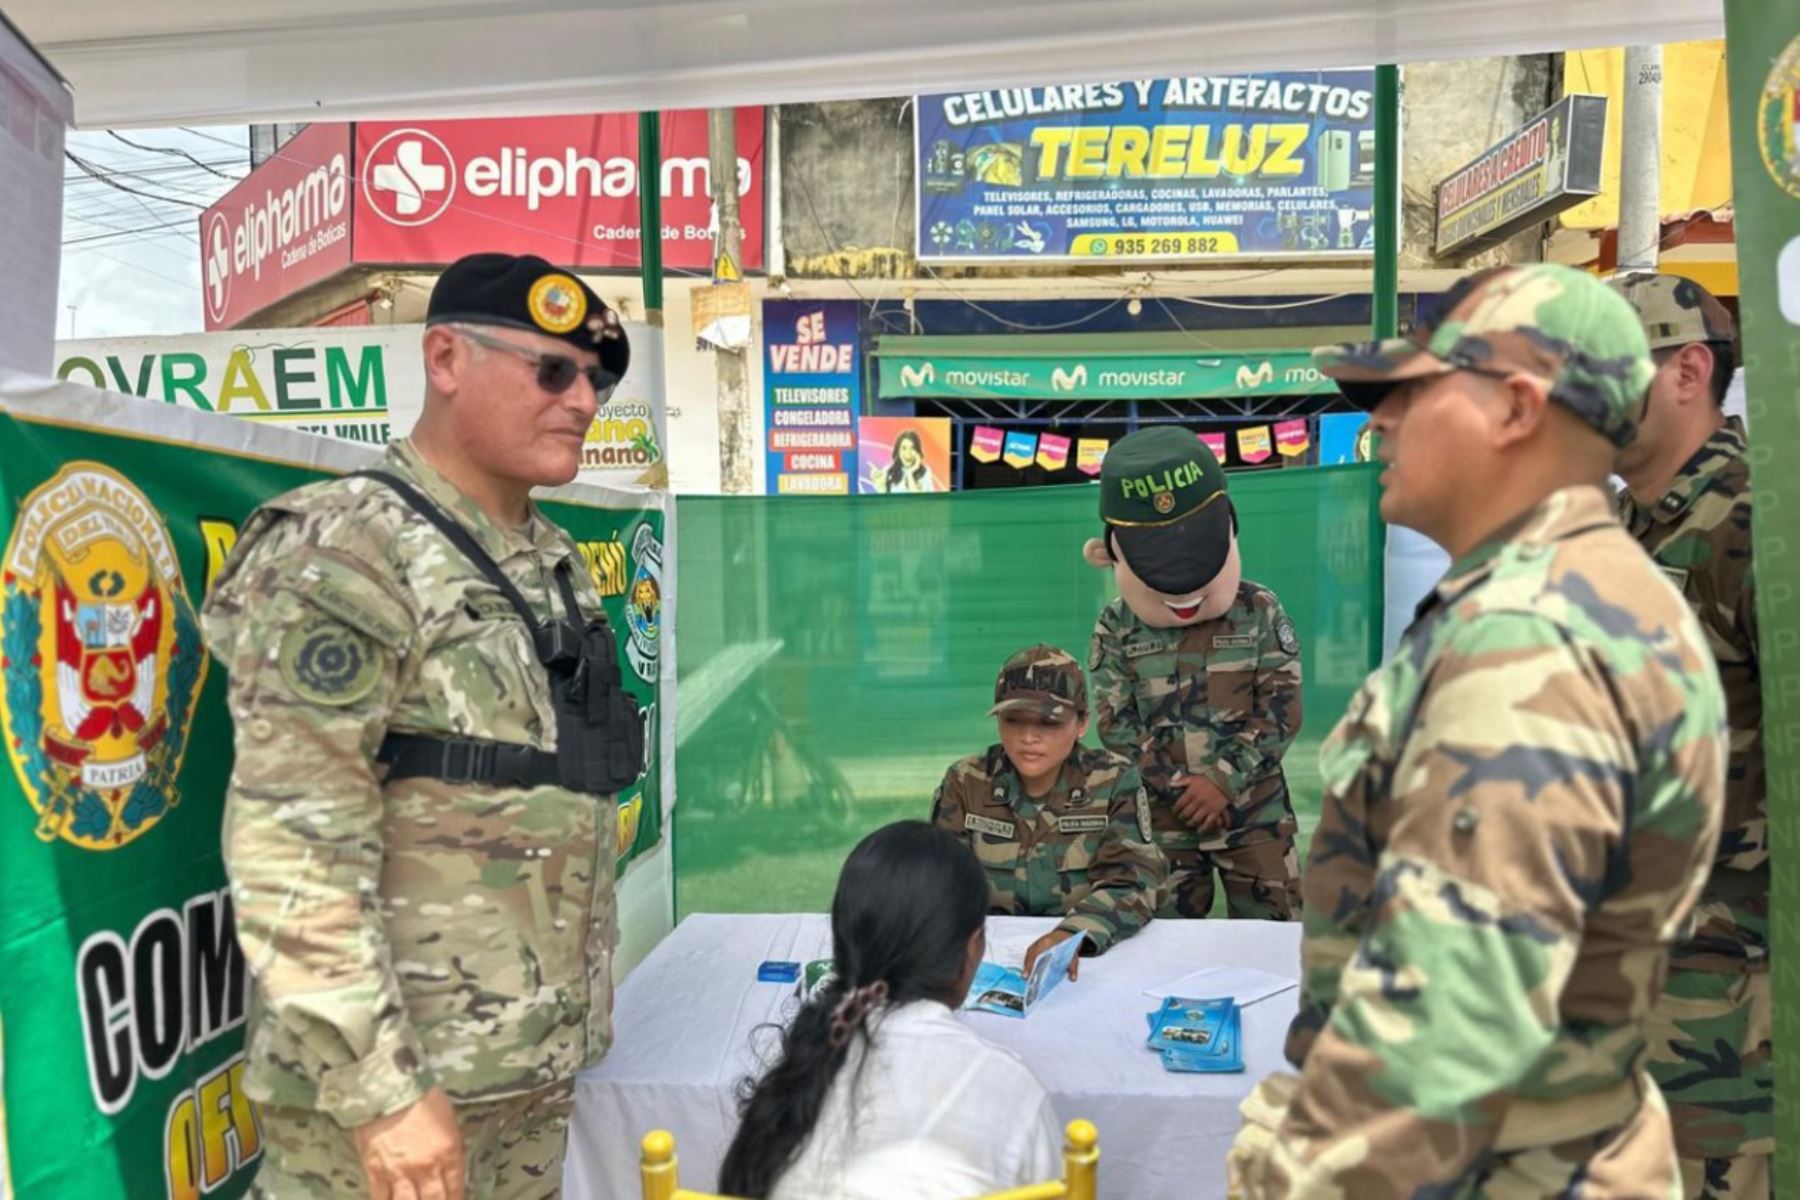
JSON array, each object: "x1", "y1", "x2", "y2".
[{"x1": 876, "y1": 348, "x2": 1332, "y2": 400}]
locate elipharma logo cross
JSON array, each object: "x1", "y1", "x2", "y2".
[
  {"x1": 362, "y1": 129, "x2": 457, "y2": 226},
  {"x1": 203, "y1": 212, "x2": 231, "y2": 322}
]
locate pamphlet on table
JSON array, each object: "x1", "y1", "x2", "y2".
[
  {"x1": 962, "y1": 932, "x2": 1083, "y2": 1019},
  {"x1": 1145, "y1": 996, "x2": 1245, "y2": 1073}
]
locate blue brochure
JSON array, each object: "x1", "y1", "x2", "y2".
[
  {"x1": 962, "y1": 933, "x2": 1084, "y2": 1018},
  {"x1": 1146, "y1": 996, "x2": 1233, "y2": 1051},
  {"x1": 1145, "y1": 996, "x2": 1245, "y2": 1073}
]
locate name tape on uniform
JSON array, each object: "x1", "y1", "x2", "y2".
[{"x1": 965, "y1": 814, "x2": 1016, "y2": 839}]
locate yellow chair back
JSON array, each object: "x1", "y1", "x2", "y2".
[{"x1": 638, "y1": 1119, "x2": 1098, "y2": 1200}]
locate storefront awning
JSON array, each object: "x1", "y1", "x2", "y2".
[
  {"x1": 6, "y1": 2, "x2": 1726, "y2": 130},
  {"x1": 874, "y1": 334, "x2": 1343, "y2": 401}
]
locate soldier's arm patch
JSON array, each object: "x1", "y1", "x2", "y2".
[
  {"x1": 1136, "y1": 787, "x2": 1152, "y2": 841},
  {"x1": 299, "y1": 561, "x2": 413, "y2": 649},
  {"x1": 278, "y1": 614, "x2": 385, "y2": 706},
  {"x1": 1275, "y1": 616, "x2": 1299, "y2": 656}
]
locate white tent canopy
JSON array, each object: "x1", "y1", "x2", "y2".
[{"x1": 10, "y1": 0, "x2": 1725, "y2": 129}]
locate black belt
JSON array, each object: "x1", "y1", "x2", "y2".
[{"x1": 378, "y1": 732, "x2": 562, "y2": 789}]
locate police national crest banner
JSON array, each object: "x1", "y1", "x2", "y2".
[
  {"x1": 1723, "y1": 0, "x2": 1800, "y2": 1171},
  {"x1": 0, "y1": 372, "x2": 671, "y2": 1199}
]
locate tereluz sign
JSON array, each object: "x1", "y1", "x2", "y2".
[
  {"x1": 915, "y1": 71, "x2": 1378, "y2": 262},
  {"x1": 0, "y1": 372, "x2": 670, "y2": 1200},
  {"x1": 56, "y1": 324, "x2": 668, "y2": 489}
]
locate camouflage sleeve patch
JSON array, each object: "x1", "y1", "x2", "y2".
[
  {"x1": 278, "y1": 615, "x2": 385, "y2": 707},
  {"x1": 1276, "y1": 615, "x2": 1299, "y2": 656},
  {"x1": 303, "y1": 567, "x2": 412, "y2": 649}
]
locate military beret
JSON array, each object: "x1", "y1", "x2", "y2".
[{"x1": 427, "y1": 252, "x2": 629, "y2": 384}]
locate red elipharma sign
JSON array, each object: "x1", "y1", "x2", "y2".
[
  {"x1": 351, "y1": 109, "x2": 765, "y2": 271},
  {"x1": 200, "y1": 122, "x2": 354, "y2": 331}
]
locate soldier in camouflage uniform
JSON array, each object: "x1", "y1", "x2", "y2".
[
  {"x1": 931, "y1": 645, "x2": 1165, "y2": 976},
  {"x1": 1228, "y1": 263, "x2": 1727, "y2": 1198},
  {"x1": 1610, "y1": 273, "x2": 1769, "y2": 1200},
  {"x1": 202, "y1": 253, "x2": 636, "y2": 1200},
  {"x1": 1084, "y1": 427, "x2": 1303, "y2": 920}
]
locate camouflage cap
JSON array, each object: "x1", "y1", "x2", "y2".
[
  {"x1": 1608, "y1": 271, "x2": 1738, "y2": 352},
  {"x1": 990, "y1": 644, "x2": 1087, "y2": 721},
  {"x1": 1313, "y1": 263, "x2": 1654, "y2": 447}
]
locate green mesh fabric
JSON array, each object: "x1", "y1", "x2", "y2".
[{"x1": 673, "y1": 464, "x2": 1384, "y2": 917}]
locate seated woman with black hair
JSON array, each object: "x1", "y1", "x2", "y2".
[{"x1": 718, "y1": 821, "x2": 1062, "y2": 1199}]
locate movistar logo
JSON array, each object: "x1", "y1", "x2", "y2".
[
  {"x1": 1051, "y1": 364, "x2": 1088, "y2": 391},
  {"x1": 1236, "y1": 360, "x2": 1274, "y2": 389},
  {"x1": 899, "y1": 363, "x2": 935, "y2": 388}
]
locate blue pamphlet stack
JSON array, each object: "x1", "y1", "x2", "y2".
[{"x1": 1145, "y1": 997, "x2": 1244, "y2": 1073}]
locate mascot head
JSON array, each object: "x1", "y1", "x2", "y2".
[{"x1": 1082, "y1": 426, "x2": 1239, "y2": 629}]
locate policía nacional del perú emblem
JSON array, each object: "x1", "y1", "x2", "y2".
[{"x1": 1, "y1": 464, "x2": 207, "y2": 850}]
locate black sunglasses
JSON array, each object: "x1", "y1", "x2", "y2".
[{"x1": 455, "y1": 326, "x2": 619, "y2": 401}]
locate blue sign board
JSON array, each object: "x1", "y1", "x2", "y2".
[
  {"x1": 916, "y1": 71, "x2": 1378, "y2": 262},
  {"x1": 763, "y1": 300, "x2": 860, "y2": 495}
]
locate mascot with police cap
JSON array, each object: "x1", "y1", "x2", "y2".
[{"x1": 1084, "y1": 425, "x2": 1304, "y2": 920}]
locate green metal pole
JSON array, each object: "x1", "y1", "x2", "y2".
[
  {"x1": 1367, "y1": 63, "x2": 1402, "y2": 671},
  {"x1": 1373, "y1": 64, "x2": 1401, "y2": 339},
  {"x1": 638, "y1": 111, "x2": 664, "y2": 321}
]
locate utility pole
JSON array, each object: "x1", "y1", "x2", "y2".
[
  {"x1": 1617, "y1": 45, "x2": 1663, "y2": 273},
  {"x1": 709, "y1": 107, "x2": 754, "y2": 495}
]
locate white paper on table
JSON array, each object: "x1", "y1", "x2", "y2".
[{"x1": 1145, "y1": 964, "x2": 1297, "y2": 1007}]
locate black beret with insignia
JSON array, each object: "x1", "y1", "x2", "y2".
[{"x1": 427, "y1": 252, "x2": 629, "y2": 384}]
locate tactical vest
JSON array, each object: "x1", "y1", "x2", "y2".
[{"x1": 356, "y1": 471, "x2": 645, "y2": 797}]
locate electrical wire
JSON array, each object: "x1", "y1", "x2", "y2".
[
  {"x1": 107, "y1": 131, "x2": 243, "y2": 180},
  {"x1": 65, "y1": 244, "x2": 200, "y2": 291},
  {"x1": 917, "y1": 266, "x2": 1127, "y2": 331},
  {"x1": 63, "y1": 218, "x2": 199, "y2": 247},
  {"x1": 1159, "y1": 292, "x2": 1354, "y2": 311},
  {"x1": 66, "y1": 152, "x2": 210, "y2": 211},
  {"x1": 180, "y1": 126, "x2": 252, "y2": 151}
]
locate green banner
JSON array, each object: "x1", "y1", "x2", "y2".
[
  {"x1": 1724, "y1": 3, "x2": 1800, "y2": 1185},
  {"x1": 0, "y1": 375, "x2": 666, "y2": 1198},
  {"x1": 876, "y1": 346, "x2": 1336, "y2": 400}
]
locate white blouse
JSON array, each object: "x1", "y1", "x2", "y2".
[{"x1": 769, "y1": 999, "x2": 1062, "y2": 1199}]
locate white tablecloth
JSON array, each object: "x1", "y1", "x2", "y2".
[{"x1": 566, "y1": 913, "x2": 1303, "y2": 1200}]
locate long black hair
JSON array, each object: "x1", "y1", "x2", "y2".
[
  {"x1": 717, "y1": 821, "x2": 989, "y2": 1197},
  {"x1": 886, "y1": 430, "x2": 928, "y2": 490}
]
